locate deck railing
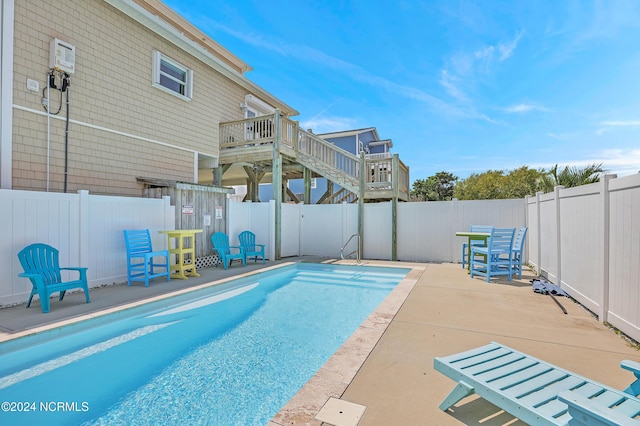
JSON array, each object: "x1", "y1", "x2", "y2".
[
  {"x1": 365, "y1": 152, "x2": 392, "y2": 160},
  {"x1": 219, "y1": 113, "x2": 409, "y2": 200},
  {"x1": 220, "y1": 114, "x2": 278, "y2": 148}
]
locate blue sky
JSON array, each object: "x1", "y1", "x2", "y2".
[{"x1": 165, "y1": 0, "x2": 640, "y2": 182}]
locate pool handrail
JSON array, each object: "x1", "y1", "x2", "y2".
[{"x1": 340, "y1": 233, "x2": 361, "y2": 262}]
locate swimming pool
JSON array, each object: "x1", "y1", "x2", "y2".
[{"x1": 0, "y1": 263, "x2": 409, "y2": 425}]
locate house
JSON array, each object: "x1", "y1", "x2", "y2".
[
  {"x1": 0, "y1": 0, "x2": 297, "y2": 196},
  {"x1": 249, "y1": 127, "x2": 401, "y2": 203}
]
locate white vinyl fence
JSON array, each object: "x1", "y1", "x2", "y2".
[
  {"x1": 227, "y1": 198, "x2": 526, "y2": 262},
  {"x1": 3, "y1": 174, "x2": 639, "y2": 342},
  {"x1": 527, "y1": 173, "x2": 640, "y2": 341},
  {"x1": 0, "y1": 189, "x2": 174, "y2": 306}
]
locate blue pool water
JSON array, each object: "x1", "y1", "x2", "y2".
[{"x1": 0, "y1": 263, "x2": 408, "y2": 425}]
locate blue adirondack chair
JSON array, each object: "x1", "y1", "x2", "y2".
[
  {"x1": 17, "y1": 243, "x2": 91, "y2": 313},
  {"x1": 124, "y1": 229, "x2": 170, "y2": 287},
  {"x1": 470, "y1": 228, "x2": 516, "y2": 282},
  {"x1": 461, "y1": 225, "x2": 494, "y2": 268},
  {"x1": 511, "y1": 227, "x2": 528, "y2": 279},
  {"x1": 238, "y1": 230, "x2": 265, "y2": 264},
  {"x1": 211, "y1": 232, "x2": 246, "y2": 270}
]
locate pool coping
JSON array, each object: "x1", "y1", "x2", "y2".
[{"x1": 269, "y1": 260, "x2": 425, "y2": 426}]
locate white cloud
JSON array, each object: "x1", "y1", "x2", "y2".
[
  {"x1": 474, "y1": 46, "x2": 494, "y2": 60},
  {"x1": 599, "y1": 120, "x2": 640, "y2": 126},
  {"x1": 547, "y1": 133, "x2": 565, "y2": 141},
  {"x1": 472, "y1": 29, "x2": 524, "y2": 67},
  {"x1": 504, "y1": 103, "x2": 549, "y2": 113},
  {"x1": 596, "y1": 120, "x2": 640, "y2": 136},
  {"x1": 498, "y1": 29, "x2": 525, "y2": 61},
  {"x1": 530, "y1": 148, "x2": 640, "y2": 177},
  {"x1": 299, "y1": 116, "x2": 357, "y2": 134},
  {"x1": 439, "y1": 69, "x2": 468, "y2": 103}
]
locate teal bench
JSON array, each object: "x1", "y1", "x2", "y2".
[{"x1": 434, "y1": 342, "x2": 640, "y2": 425}]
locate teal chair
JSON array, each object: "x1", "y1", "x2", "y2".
[
  {"x1": 238, "y1": 231, "x2": 265, "y2": 264},
  {"x1": 17, "y1": 243, "x2": 91, "y2": 313},
  {"x1": 123, "y1": 229, "x2": 170, "y2": 287},
  {"x1": 511, "y1": 227, "x2": 528, "y2": 279},
  {"x1": 211, "y1": 232, "x2": 245, "y2": 270},
  {"x1": 470, "y1": 228, "x2": 515, "y2": 282}
]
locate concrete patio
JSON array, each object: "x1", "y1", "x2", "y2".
[{"x1": 1, "y1": 259, "x2": 638, "y2": 425}]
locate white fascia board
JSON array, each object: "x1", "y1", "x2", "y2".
[
  {"x1": 318, "y1": 127, "x2": 377, "y2": 139},
  {"x1": 244, "y1": 94, "x2": 275, "y2": 114},
  {"x1": 369, "y1": 139, "x2": 393, "y2": 148},
  {"x1": 104, "y1": 0, "x2": 298, "y2": 117}
]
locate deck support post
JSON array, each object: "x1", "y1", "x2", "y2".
[
  {"x1": 213, "y1": 164, "x2": 231, "y2": 187},
  {"x1": 391, "y1": 154, "x2": 399, "y2": 261},
  {"x1": 243, "y1": 165, "x2": 264, "y2": 202},
  {"x1": 303, "y1": 167, "x2": 311, "y2": 204},
  {"x1": 272, "y1": 109, "x2": 282, "y2": 260},
  {"x1": 317, "y1": 180, "x2": 334, "y2": 204}
]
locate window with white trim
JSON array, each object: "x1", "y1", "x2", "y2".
[{"x1": 152, "y1": 51, "x2": 193, "y2": 100}]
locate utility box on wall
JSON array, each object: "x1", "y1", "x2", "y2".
[
  {"x1": 137, "y1": 178, "x2": 234, "y2": 268},
  {"x1": 50, "y1": 38, "x2": 76, "y2": 74}
]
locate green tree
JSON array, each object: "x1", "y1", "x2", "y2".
[
  {"x1": 453, "y1": 166, "x2": 546, "y2": 200},
  {"x1": 411, "y1": 171, "x2": 458, "y2": 201},
  {"x1": 537, "y1": 163, "x2": 605, "y2": 193}
]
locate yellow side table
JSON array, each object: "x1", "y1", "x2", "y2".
[{"x1": 159, "y1": 229, "x2": 203, "y2": 279}]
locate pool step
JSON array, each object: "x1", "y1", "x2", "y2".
[
  {"x1": 293, "y1": 272, "x2": 397, "y2": 289},
  {"x1": 295, "y1": 270, "x2": 404, "y2": 284}
]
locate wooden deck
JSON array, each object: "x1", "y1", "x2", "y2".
[{"x1": 218, "y1": 111, "x2": 409, "y2": 203}]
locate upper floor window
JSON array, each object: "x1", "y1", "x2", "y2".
[{"x1": 152, "y1": 51, "x2": 193, "y2": 100}]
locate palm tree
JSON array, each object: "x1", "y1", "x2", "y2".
[{"x1": 537, "y1": 163, "x2": 605, "y2": 193}]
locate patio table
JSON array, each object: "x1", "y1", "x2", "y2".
[
  {"x1": 159, "y1": 229, "x2": 203, "y2": 279},
  {"x1": 456, "y1": 231, "x2": 490, "y2": 271}
]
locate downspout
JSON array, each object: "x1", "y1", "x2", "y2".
[{"x1": 0, "y1": 0, "x2": 14, "y2": 189}]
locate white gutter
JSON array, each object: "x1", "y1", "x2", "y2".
[
  {"x1": 104, "y1": 0, "x2": 298, "y2": 117},
  {"x1": 0, "y1": 0, "x2": 14, "y2": 189}
]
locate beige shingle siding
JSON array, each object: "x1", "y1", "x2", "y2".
[{"x1": 12, "y1": 0, "x2": 248, "y2": 196}]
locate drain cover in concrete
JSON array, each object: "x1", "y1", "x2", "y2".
[{"x1": 315, "y1": 397, "x2": 366, "y2": 426}]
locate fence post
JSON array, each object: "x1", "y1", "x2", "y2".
[
  {"x1": 391, "y1": 155, "x2": 399, "y2": 261},
  {"x1": 535, "y1": 191, "x2": 543, "y2": 275},
  {"x1": 269, "y1": 199, "x2": 276, "y2": 261},
  {"x1": 600, "y1": 174, "x2": 616, "y2": 323},
  {"x1": 451, "y1": 198, "x2": 459, "y2": 263},
  {"x1": 554, "y1": 185, "x2": 564, "y2": 286},
  {"x1": 524, "y1": 195, "x2": 531, "y2": 264},
  {"x1": 78, "y1": 190, "x2": 89, "y2": 268}
]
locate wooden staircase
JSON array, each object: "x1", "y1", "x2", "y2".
[{"x1": 219, "y1": 112, "x2": 409, "y2": 202}]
